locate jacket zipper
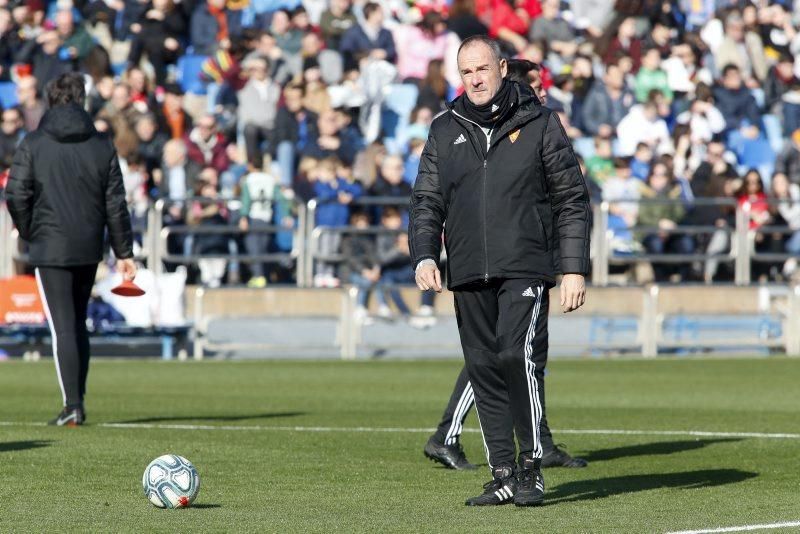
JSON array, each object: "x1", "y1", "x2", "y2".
[
  {"x1": 451, "y1": 109, "x2": 492, "y2": 283},
  {"x1": 483, "y1": 158, "x2": 489, "y2": 282}
]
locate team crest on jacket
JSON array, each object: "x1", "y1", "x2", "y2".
[{"x1": 509, "y1": 129, "x2": 520, "y2": 143}]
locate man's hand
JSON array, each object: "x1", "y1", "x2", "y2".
[
  {"x1": 560, "y1": 274, "x2": 586, "y2": 313},
  {"x1": 117, "y1": 258, "x2": 137, "y2": 282},
  {"x1": 415, "y1": 263, "x2": 442, "y2": 293}
]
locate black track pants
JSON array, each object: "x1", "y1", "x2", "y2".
[
  {"x1": 432, "y1": 360, "x2": 554, "y2": 451},
  {"x1": 35, "y1": 265, "x2": 98, "y2": 409},
  {"x1": 452, "y1": 279, "x2": 549, "y2": 469}
]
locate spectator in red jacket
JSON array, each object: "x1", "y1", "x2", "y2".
[
  {"x1": 184, "y1": 114, "x2": 230, "y2": 174},
  {"x1": 602, "y1": 16, "x2": 643, "y2": 72}
]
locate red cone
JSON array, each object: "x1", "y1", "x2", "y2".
[{"x1": 111, "y1": 279, "x2": 145, "y2": 297}]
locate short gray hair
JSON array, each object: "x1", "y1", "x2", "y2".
[{"x1": 457, "y1": 35, "x2": 502, "y2": 65}]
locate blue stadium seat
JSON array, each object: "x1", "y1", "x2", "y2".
[
  {"x1": 762, "y1": 114, "x2": 784, "y2": 154},
  {"x1": 176, "y1": 55, "x2": 209, "y2": 95},
  {"x1": 0, "y1": 82, "x2": 19, "y2": 109},
  {"x1": 382, "y1": 84, "x2": 420, "y2": 154},
  {"x1": 737, "y1": 138, "x2": 775, "y2": 184}
]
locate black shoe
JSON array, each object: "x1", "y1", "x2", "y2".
[
  {"x1": 514, "y1": 454, "x2": 545, "y2": 507},
  {"x1": 541, "y1": 443, "x2": 588, "y2": 468},
  {"x1": 465, "y1": 466, "x2": 517, "y2": 506},
  {"x1": 48, "y1": 407, "x2": 84, "y2": 426},
  {"x1": 424, "y1": 437, "x2": 477, "y2": 470}
]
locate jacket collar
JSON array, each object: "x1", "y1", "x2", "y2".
[{"x1": 447, "y1": 82, "x2": 542, "y2": 149}]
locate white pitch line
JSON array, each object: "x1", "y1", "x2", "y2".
[
  {"x1": 666, "y1": 520, "x2": 800, "y2": 534},
  {"x1": 0, "y1": 421, "x2": 799, "y2": 439},
  {"x1": 554, "y1": 429, "x2": 800, "y2": 439}
]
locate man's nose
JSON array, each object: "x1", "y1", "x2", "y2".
[{"x1": 471, "y1": 77, "x2": 483, "y2": 87}]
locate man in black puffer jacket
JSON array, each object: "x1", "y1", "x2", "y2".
[
  {"x1": 423, "y1": 59, "x2": 589, "y2": 477},
  {"x1": 6, "y1": 73, "x2": 136, "y2": 427},
  {"x1": 409, "y1": 37, "x2": 590, "y2": 507}
]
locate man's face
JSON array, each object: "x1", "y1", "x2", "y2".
[
  {"x1": 17, "y1": 79, "x2": 37, "y2": 104},
  {"x1": 642, "y1": 50, "x2": 660, "y2": 71},
  {"x1": 302, "y1": 33, "x2": 321, "y2": 55},
  {"x1": 318, "y1": 111, "x2": 339, "y2": 136},
  {"x1": 706, "y1": 142, "x2": 724, "y2": 163},
  {"x1": 727, "y1": 20, "x2": 744, "y2": 42},
  {"x1": 458, "y1": 43, "x2": 507, "y2": 107},
  {"x1": 1, "y1": 110, "x2": 21, "y2": 135},
  {"x1": 135, "y1": 118, "x2": 156, "y2": 142},
  {"x1": 723, "y1": 69, "x2": 742, "y2": 90},
  {"x1": 271, "y1": 11, "x2": 290, "y2": 34},
  {"x1": 111, "y1": 86, "x2": 131, "y2": 109},
  {"x1": 284, "y1": 88, "x2": 303, "y2": 112},
  {"x1": 55, "y1": 9, "x2": 73, "y2": 35},
  {"x1": 381, "y1": 156, "x2": 404, "y2": 184},
  {"x1": 199, "y1": 168, "x2": 219, "y2": 187},
  {"x1": 415, "y1": 107, "x2": 433, "y2": 125},
  {"x1": 382, "y1": 213, "x2": 402, "y2": 229},
  {"x1": 197, "y1": 117, "x2": 216, "y2": 141},
  {"x1": 529, "y1": 69, "x2": 547, "y2": 105},
  {"x1": 164, "y1": 92, "x2": 182, "y2": 110},
  {"x1": 331, "y1": 0, "x2": 349, "y2": 12},
  {"x1": 605, "y1": 65, "x2": 623, "y2": 90},
  {"x1": 541, "y1": 0, "x2": 558, "y2": 18},
  {"x1": 247, "y1": 60, "x2": 268, "y2": 81},
  {"x1": 0, "y1": 9, "x2": 11, "y2": 33},
  {"x1": 258, "y1": 34, "x2": 276, "y2": 55},
  {"x1": 40, "y1": 31, "x2": 60, "y2": 54},
  {"x1": 367, "y1": 7, "x2": 383, "y2": 26}
]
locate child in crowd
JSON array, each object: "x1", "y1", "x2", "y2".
[
  {"x1": 603, "y1": 157, "x2": 644, "y2": 254},
  {"x1": 340, "y1": 211, "x2": 380, "y2": 323},
  {"x1": 313, "y1": 157, "x2": 363, "y2": 287},
  {"x1": 586, "y1": 136, "x2": 615, "y2": 185},
  {"x1": 239, "y1": 161, "x2": 277, "y2": 288},
  {"x1": 635, "y1": 47, "x2": 673, "y2": 103},
  {"x1": 630, "y1": 142, "x2": 653, "y2": 181},
  {"x1": 404, "y1": 137, "x2": 426, "y2": 186},
  {"x1": 375, "y1": 207, "x2": 435, "y2": 323},
  {"x1": 188, "y1": 179, "x2": 230, "y2": 288}
]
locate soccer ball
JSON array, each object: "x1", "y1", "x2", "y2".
[{"x1": 142, "y1": 454, "x2": 200, "y2": 508}]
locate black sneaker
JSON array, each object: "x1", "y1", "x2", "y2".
[
  {"x1": 465, "y1": 466, "x2": 517, "y2": 506},
  {"x1": 514, "y1": 454, "x2": 544, "y2": 507},
  {"x1": 542, "y1": 443, "x2": 588, "y2": 468},
  {"x1": 424, "y1": 437, "x2": 477, "y2": 470},
  {"x1": 48, "y1": 407, "x2": 84, "y2": 426}
]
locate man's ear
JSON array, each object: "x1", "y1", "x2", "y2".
[{"x1": 500, "y1": 58, "x2": 508, "y2": 78}]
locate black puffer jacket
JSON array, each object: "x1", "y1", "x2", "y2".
[
  {"x1": 409, "y1": 84, "x2": 590, "y2": 288},
  {"x1": 6, "y1": 103, "x2": 133, "y2": 267}
]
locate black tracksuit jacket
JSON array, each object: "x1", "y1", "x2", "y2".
[
  {"x1": 6, "y1": 103, "x2": 133, "y2": 266},
  {"x1": 409, "y1": 85, "x2": 590, "y2": 289}
]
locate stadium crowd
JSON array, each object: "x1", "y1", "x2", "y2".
[{"x1": 2, "y1": 0, "x2": 800, "y2": 297}]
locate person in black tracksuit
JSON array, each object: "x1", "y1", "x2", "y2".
[
  {"x1": 409, "y1": 38, "x2": 590, "y2": 507},
  {"x1": 6, "y1": 73, "x2": 136, "y2": 427},
  {"x1": 424, "y1": 60, "x2": 588, "y2": 472}
]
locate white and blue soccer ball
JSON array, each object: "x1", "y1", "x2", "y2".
[{"x1": 142, "y1": 454, "x2": 200, "y2": 508}]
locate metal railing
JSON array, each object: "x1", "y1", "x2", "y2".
[
  {"x1": 151, "y1": 198, "x2": 307, "y2": 282},
  {"x1": 2, "y1": 196, "x2": 799, "y2": 287},
  {"x1": 303, "y1": 196, "x2": 411, "y2": 287},
  {"x1": 590, "y1": 198, "x2": 783, "y2": 286}
]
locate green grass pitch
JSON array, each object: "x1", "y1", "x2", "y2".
[{"x1": 1, "y1": 357, "x2": 799, "y2": 533}]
